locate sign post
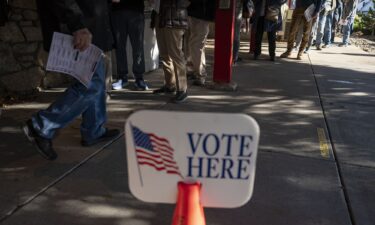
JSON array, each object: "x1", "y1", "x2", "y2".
[
  {"x1": 125, "y1": 110, "x2": 260, "y2": 224},
  {"x1": 212, "y1": 0, "x2": 237, "y2": 90}
]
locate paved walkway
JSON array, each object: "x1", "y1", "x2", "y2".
[{"x1": 0, "y1": 40, "x2": 374, "y2": 225}]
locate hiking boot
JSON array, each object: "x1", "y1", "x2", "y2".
[
  {"x1": 22, "y1": 120, "x2": 57, "y2": 160},
  {"x1": 81, "y1": 128, "x2": 121, "y2": 147},
  {"x1": 153, "y1": 85, "x2": 176, "y2": 94},
  {"x1": 134, "y1": 79, "x2": 149, "y2": 91},
  {"x1": 173, "y1": 91, "x2": 188, "y2": 103},
  {"x1": 280, "y1": 51, "x2": 291, "y2": 58}
]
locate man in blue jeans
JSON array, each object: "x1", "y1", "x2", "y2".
[
  {"x1": 315, "y1": 0, "x2": 337, "y2": 49},
  {"x1": 110, "y1": 0, "x2": 148, "y2": 91},
  {"x1": 23, "y1": 0, "x2": 120, "y2": 160},
  {"x1": 339, "y1": 0, "x2": 358, "y2": 47}
]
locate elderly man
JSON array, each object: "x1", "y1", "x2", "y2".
[{"x1": 23, "y1": 0, "x2": 120, "y2": 160}]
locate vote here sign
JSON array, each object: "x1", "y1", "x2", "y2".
[{"x1": 125, "y1": 110, "x2": 260, "y2": 208}]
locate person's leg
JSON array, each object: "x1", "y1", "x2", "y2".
[
  {"x1": 254, "y1": 16, "x2": 265, "y2": 58},
  {"x1": 281, "y1": 8, "x2": 303, "y2": 57},
  {"x1": 80, "y1": 59, "x2": 108, "y2": 142},
  {"x1": 164, "y1": 27, "x2": 187, "y2": 94},
  {"x1": 250, "y1": 23, "x2": 257, "y2": 54},
  {"x1": 306, "y1": 17, "x2": 319, "y2": 51},
  {"x1": 315, "y1": 11, "x2": 327, "y2": 48},
  {"x1": 323, "y1": 11, "x2": 333, "y2": 46},
  {"x1": 155, "y1": 16, "x2": 176, "y2": 90},
  {"x1": 295, "y1": 23, "x2": 304, "y2": 49},
  {"x1": 31, "y1": 58, "x2": 106, "y2": 140},
  {"x1": 128, "y1": 10, "x2": 146, "y2": 81},
  {"x1": 111, "y1": 10, "x2": 129, "y2": 88},
  {"x1": 268, "y1": 30, "x2": 276, "y2": 60},
  {"x1": 342, "y1": 18, "x2": 354, "y2": 45},
  {"x1": 187, "y1": 16, "x2": 210, "y2": 84},
  {"x1": 233, "y1": 3, "x2": 243, "y2": 62},
  {"x1": 298, "y1": 18, "x2": 312, "y2": 59}
]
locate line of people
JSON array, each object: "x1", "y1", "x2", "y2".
[{"x1": 280, "y1": 0, "x2": 358, "y2": 60}]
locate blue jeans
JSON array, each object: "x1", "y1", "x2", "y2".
[
  {"x1": 323, "y1": 11, "x2": 333, "y2": 45},
  {"x1": 342, "y1": 17, "x2": 354, "y2": 44},
  {"x1": 316, "y1": 10, "x2": 333, "y2": 46},
  {"x1": 31, "y1": 58, "x2": 107, "y2": 142},
  {"x1": 111, "y1": 9, "x2": 145, "y2": 81}
]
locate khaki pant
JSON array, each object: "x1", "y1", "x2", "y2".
[
  {"x1": 155, "y1": 16, "x2": 187, "y2": 92},
  {"x1": 286, "y1": 8, "x2": 313, "y2": 53},
  {"x1": 185, "y1": 16, "x2": 210, "y2": 79}
]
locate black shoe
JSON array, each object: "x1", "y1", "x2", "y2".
[
  {"x1": 253, "y1": 54, "x2": 259, "y2": 60},
  {"x1": 193, "y1": 78, "x2": 205, "y2": 86},
  {"x1": 153, "y1": 86, "x2": 177, "y2": 94},
  {"x1": 270, "y1": 55, "x2": 275, "y2": 61},
  {"x1": 22, "y1": 120, "x2": 57, "y2": 160},
  {"x1": 173, "y1": 91, "x2": 188, "y2": 103},
  {"x1": 81, "y1": 129, "x2": 121, "y2": 147}
]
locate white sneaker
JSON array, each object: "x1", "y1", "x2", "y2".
[{"x1": 112, "y1": 79, "x2": 128, "y2": 90}]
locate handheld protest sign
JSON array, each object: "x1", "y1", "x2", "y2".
[{"x1": 125, "y1": 110, "x2": 260, "y2": 208}]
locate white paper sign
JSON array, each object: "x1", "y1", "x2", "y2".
[
  {"x1": 125, "y1": 110, "x2": 260, "y2": 208},
  {"x1": 46, "y1": 32, "x2": 103, "y2": 87}
]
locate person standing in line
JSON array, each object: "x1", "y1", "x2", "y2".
[
  {"x1": 280, "y1": 0, "x2": 322, "y2": 60},
  {"x1": 315, "y1": 0, "x2": 337, "y2": 49},
  {"x1": 331, "y1": 0, "x2": 343, "y2": 43},
  {"x1": 23, "y1": 0, "x2": 120, "y2": 160},
  {"x1": 152, "y1": 0, "x2": 189, "y2": 103},
  {"x1": 253, "y1": 0, "x2": 287, "y2": 61},
  {"x1": 339, "y1": 0, "x2": 358, "y2": 47},
  {"x1": 110, "y1": 0, "x2": 149, "y2": 91},
  {"x1": 185, "y1": 0, "x2": 216, "y2": 86}
]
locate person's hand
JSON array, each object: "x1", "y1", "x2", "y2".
[{"x1": 73, "y1": 28, "x2": 92, "y2": 51}]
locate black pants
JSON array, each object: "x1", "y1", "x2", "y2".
[
  {"x1": 254, "y1": 16, "x2": 276, "y2": 57},
  {"x1": 111, "y1": 9, "x2": 145, "y2": 81}
]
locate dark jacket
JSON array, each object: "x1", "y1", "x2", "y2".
[
  {"x1": 187, "y1": 0, "x2": 216, "y2": 22},
  {"x1": 157, "y1": 0, "x2": 189, "y2": 29},
  {"x1": 111, "y1": 0, "x2": 144, "y2": 13},
  {"x1": 36, "y1": 0, "x2": 113, "y2": 52}
]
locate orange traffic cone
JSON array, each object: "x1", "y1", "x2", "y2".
[{"x1": 172, "y1": 182, "x2": 206, "y2": 225}]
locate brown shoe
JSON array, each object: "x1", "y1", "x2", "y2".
[{"x1": 280, "y1": 51, "x2": 291, "y2": 58}]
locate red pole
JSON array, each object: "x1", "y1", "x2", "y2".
[{"x1": 213, "y1": 0, "x2": 236, "y2": 83}]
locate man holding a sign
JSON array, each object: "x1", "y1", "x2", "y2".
[{"x1": 22, "y1": 0, "x2": 120, "y2": 160}]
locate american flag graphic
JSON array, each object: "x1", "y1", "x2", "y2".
[{"x1": 131, "y1": 125, "x2": 183, "y2": 178}]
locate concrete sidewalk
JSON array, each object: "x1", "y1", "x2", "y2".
[{"x1": 0, "y1": 40, "x2": 374, "y2": 225}]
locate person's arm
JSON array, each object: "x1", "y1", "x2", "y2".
[{"x1": 52, "y1": 0, "x2": 92, "y2": 51}]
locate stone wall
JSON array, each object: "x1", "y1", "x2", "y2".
[
  {"x1": 0, "y1": 0, "x2": 43, "y2": 96},
  {"x1": 0, "y1": 0, "x2": 71, "y2": 99}
]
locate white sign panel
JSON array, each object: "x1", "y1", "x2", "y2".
[{"x1": 125, "y1": 110, "x2": 260, "y2": 208}]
